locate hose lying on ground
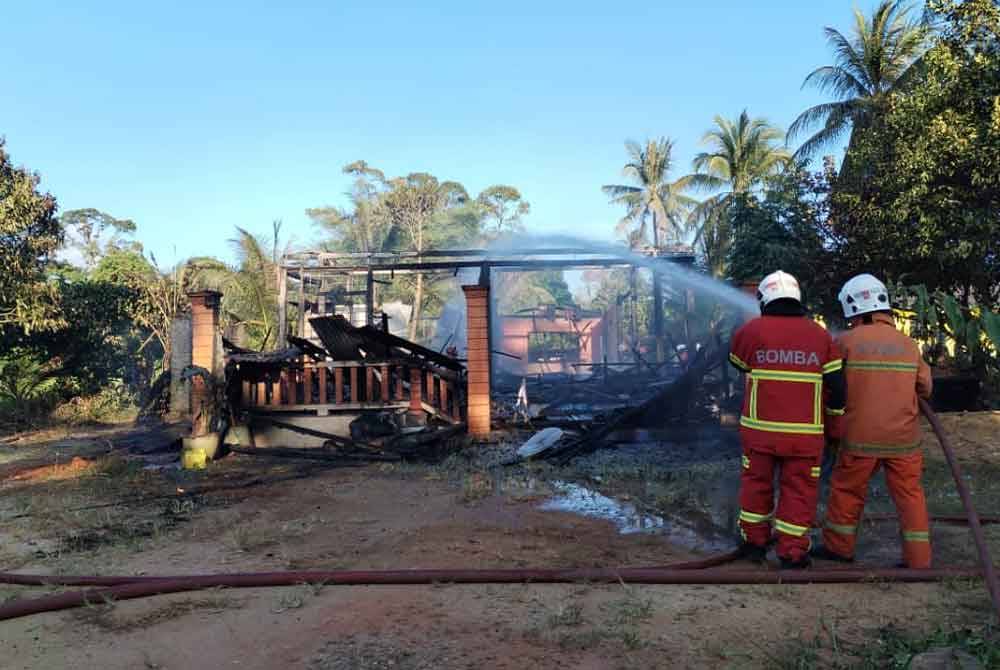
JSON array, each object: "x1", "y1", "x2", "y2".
[
  {"x1": 0, "y1": 566, "x2": 992, "y2": 622},
  {"x1": 0, "y1": 549, "x2": 744, "y2": 589},
  {"x1": 0, "y1": 404, "x2": 994, "y2": 623},
  {"x1": 920, "y1": 398, "x2": 1000, "y2": 623}
]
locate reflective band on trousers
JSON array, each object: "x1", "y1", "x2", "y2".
[
  {"x1": 740, "y1": 416, "x2": 824, "y2": 435},
  {"x1": 846, "y1": 360, "x2": 918, "y2": 372},
  {"x1": 825, "y1": 407, "x2": 845, "y2": 416},
  {"x1": 742, "y1": 368, "x2": 825, "y2": 435},
  {"x1": 739, "y1": 509, "x2": 772, "y2": 524},
  {"x1": 810, "y1": 467, "x2": 821, "y2": 478},
  {"x1": 902, "y1": 530, "x2": 930, "y2": 542},
  {"x1": 825, "y1": 521, "x2": 856, "y2": 536},
  {"x1": 843, "y1": 441, "x2": 920, "y2": 455},
  {"x1": 774, "y1": 519, "x2": 809, "y2": 537}
]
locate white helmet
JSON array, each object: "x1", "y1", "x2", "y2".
[
  {"x1": 757, "y1": 270, "x2": 801, "y2": 307},
  {"x1": 838, "y1": 273, "x2": 890, "y2": 319}
]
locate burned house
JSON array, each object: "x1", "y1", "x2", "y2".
[{"x1": 175, "y1": 246, "x2": 699, "y2": 444}]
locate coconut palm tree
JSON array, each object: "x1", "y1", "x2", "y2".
[
  {"x1": 189, "y1": 221, "x2": 288, "y2": 350},
  {"x1": 788, "y1": 0, "x2": 928, "y2": 160},
  {"x1": 686, "y1": 111, "x2": 791, "y2": 276},
  {"x1": 602, "y1": 138, "x2": 697, "y2": 250}
]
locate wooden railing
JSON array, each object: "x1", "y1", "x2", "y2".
[{"x1": 239, "y1": 359, "x2": 463, "y2": 423}]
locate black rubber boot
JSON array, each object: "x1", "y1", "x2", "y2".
[
  {"x1": 737, "y1": 542, "x2": 767, "y2": 564},
  {"x1": 779, "y1": 555, "x2": 812, "y2": 570},
  {"x1": 810, "y1": 545, "x2": 855, "y2": 564}
]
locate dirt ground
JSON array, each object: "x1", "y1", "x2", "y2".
[{"x1": 1, "y1": 413, "x2": 999, "y2": 669}]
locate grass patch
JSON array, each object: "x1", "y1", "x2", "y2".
[
  {"x1": 459, "y1": 472, "x2": 493, "y2": 503},
  {"x1": 546, "y1": 602, "x2": 584, "y2": 628},
  {"x1": 602, "y1": 590, "x2": 654, "y2": 626},
  {"x1": 847, "y1": 624, "x2": 1000, "y2": 669},
  {"x1": 555, "y1": 629, "x2": 607, "y2": 651},
  {"x1": 224, "y1": 521, "x2": 279, "y2": 553},
  {"x1": 271, "y1": 583, "x2": 327, "y2": 614},
  {"x1": 76, "y1": 591, "x2": 240, "y2": 632},
  {"x1": 756, "y1": 623, "x2": 999, "y2": 669}
]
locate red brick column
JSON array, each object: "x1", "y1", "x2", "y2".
[
  {"x1": 463, "y1": 285, "x2": 491, "y2": 437},
  {"x1": 188, "y1": 291, "x2": 222, "y2": 424}
]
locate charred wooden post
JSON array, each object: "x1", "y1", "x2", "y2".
[
  {"x1": 425, "y1": 370, "x2": 436, "y2": 407},
  {"x1": 277, "y1": 267, "x2": 288, "y2": 348},
  {"x1": 653, "y1": 271, "x2": 664, "y2": 364},
  {"x1": 334, "y1": 368, "x2": 344, "y2": 404},
  {"x1": 297, "y1": 271, "x2": 306, "y2": 338},
  {"x1": 409, "y1": 367, "x2": 423, "y2": 414},
  {"x1": 366, "y1": 269, "x2": 375, "y2": 327}
]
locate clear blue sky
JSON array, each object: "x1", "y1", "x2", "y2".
[{"x1": 2, "y1": 0, "x2": 859, "y2": 268}]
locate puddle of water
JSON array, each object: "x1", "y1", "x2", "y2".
[
  {"x1": 539, "y1": 481, "x2": 734, "y2": 553},
  {"x1": 540, "y1": 481, "x2": 666, "y2": 533}
]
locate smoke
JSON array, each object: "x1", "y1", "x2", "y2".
[
  {"x1": 429, "y1": 233, "x2": 760, "y2": 361},
  {"x1": 429, "y1": 267, "x2": 479, "y2": 355},
  {"x1": 488, "y1": 233, "x2": 759, "y2": 315}
]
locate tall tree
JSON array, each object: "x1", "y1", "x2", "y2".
[
  {"x1": 381, "y1": 173, "x2": 469, "y2": 339},
  {"x1": 477, "y1": 185, "x2": 530, "y2": 241},
  {"x1": 307, "y1": 170, "x2": 391, "y2": 254},
  {"x1": 602, "y1": 138, "x2": 696, "y2": 250},
  {"x1": 831, "y1": 0, "x2": 1000, "y2": 306},
  {"x1": 686, "y1": 111, "x2": 791, "y2": 277},
  {"x1": 788, "y1": 0, "x2": 928, "y2": 160},
  {"x1": 0, "y1": 138, "x2": 62, "y2": 333},
  {"x1": 58, "y1": 208, "x2": 139, "y2": 269}
]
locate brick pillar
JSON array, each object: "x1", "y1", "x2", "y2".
[
  {"x1": 463, "y1": 285, "x2": 491, "y2": 437},
  {"x1": 188, "y1": 291, "x2": 222, "y2": 425}
]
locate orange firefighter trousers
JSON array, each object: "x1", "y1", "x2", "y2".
[
  {"x1": 739, "y1": 448, "x2": 820, "y2": 562},
  {"x1": 822, "y1": 450, "x2": 931, "y2": 568}
]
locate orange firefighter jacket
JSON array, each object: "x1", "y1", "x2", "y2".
[
  {"x1": 730, "y1": 315, "x2": 844, "y2": 457},
  {"x1": 837, "y1": 312, "x2": 933, "y2": 457}
]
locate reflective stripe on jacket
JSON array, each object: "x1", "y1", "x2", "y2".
[
  {"x1": 838, "y1": 313, "x2": 933, "y2": 457},
  {"x1": 730, "y1": 315, "x2": 842, "y2": 457}
]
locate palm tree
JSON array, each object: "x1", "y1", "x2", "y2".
[
  {"x1": 788, "y1": 0, "x2": 928, "y2": 160},
  {"x1": 686, "y1": 110, "x2": 791, "y2": 276},
  {"x1": 602, "y1": 138, "x2": 697, "y2": 250},
  {"x1": 189, "y1": 221, "x2": 288, "y2": 350}
]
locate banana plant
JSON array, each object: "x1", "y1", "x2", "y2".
[{"x1": 982, "y1": 309, "x2": 1000, "y2": 358}]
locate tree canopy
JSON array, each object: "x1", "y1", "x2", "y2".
[
  {"x1": 829, "y1": 0, "x2": 1000, "y2": 305},
  {"x1": 0, "y1": 138, "x2": 62, "y2": 333}
]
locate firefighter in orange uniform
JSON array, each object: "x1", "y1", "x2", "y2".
[
  {"x1": 812, "y1": 274, "x2": 933, "y2": 568},
  {"x1": 729, "y1": 270, "x2": 845, "y2": 568}
]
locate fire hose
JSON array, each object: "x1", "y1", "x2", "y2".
[
  {"x1": 0, "y1": 401, "x2": 996, "y2": 623},
  {"x1": 0, "y1": 566, "x2": 994, "y2": 622},
  {"x1": 919, "y1": 397, "x2": 1000, "y2": 621}
]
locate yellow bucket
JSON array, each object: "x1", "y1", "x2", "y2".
[{"x1": 181, "y1": 447, "x2": 207, "y2": 470}]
